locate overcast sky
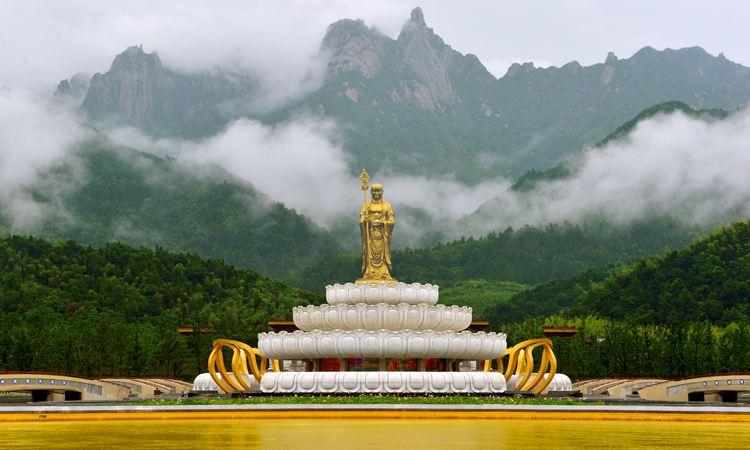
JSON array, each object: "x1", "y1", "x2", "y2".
[{"x1": 1, "y1": 0, "x2": 747, "y2": 91}]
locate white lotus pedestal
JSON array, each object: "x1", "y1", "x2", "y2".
[{"x1": 258, "y1": 282, "x2": 508, "y2": 394}]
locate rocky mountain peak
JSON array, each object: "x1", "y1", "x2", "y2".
[
  {"x1": 393, "y1": 7, "x2": 457, "y2": 106},
  {"x1": 82, "y1": 45, "x2": 168, "y2": 123},
  {"x1": 319, "y1": 7, "x2": 494, "y2": 110},
  {"x1": 321, "y1": 19, "x2": 393, "y2": 79},
  {"x1": 322, "y1": 19, "x2": 369, "y2": 49},
  {"x1": 79, "y1": 45, "x2": 258, "y2": 136},
  {"x1": 605, "y1": 51, "x2": 618, "y2": 64},
  {"x1": 53, "y1": 72, "x2": 90, "y2": 101},
  {"x1": 55, "y1": 79, "x2": 73, "y2": 96},
  {"x1": 631, "y1": 46, "x2": 659, "y2": 61},
  {"x1": 111, "y1": 45, "x2": 162, "y2": 73},
  {"x1": 397, "y1": 6, "x2": 435, "y2": 41},
  {"x1": 503, "y1": 61, "x2": 538, "y2": 78},
  {"x1": 409, "y1": 6, "x2": 426, "y2": 26}
]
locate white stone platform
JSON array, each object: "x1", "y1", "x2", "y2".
[
  {"x1": 258, "y1": 278, "x2": 513, "y2": 394},
  {"x1": 293, "y1": 303, "x2": 471, "y2": 332},
  {"x1": 260, "y1": 371, "x2": 507, "y2": 394},
  {"x1": 258, "y1": 329, "x2": 507, "y2": 360},
  {"x1": 325, "y1": 282, "x2": 439, "y2": 305},
  {"x1": 193, "y1": 372, "x2": 259, "y2": 393}
]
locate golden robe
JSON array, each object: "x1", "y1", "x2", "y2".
[{"x1": 356, "y1": 199, "x2": 396, "y2": 283}]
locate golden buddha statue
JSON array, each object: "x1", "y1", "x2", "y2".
[{"x1": 356, "y1": 177, "x2": 397, "y2": 284}]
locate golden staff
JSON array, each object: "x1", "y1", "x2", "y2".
[{"x1": 359, "y1": 169, "x2": 370, "y2": 206}]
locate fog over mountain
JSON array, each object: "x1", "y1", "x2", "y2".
[
  {"x1": 5, "y1": 1, "x2": 750, "y2": 91},
  {"x1": 0, "y1": 88, "x2": 91, "y2": 229},
  {"x1": 458, "y1": 109, "x2": 750, "y2": 237},
  {"x1": 62, "y1": 8, "x2": 750, "y2": 182},
  {"x1": 2, "y1": 2, "x2": 750, "y2": 253},
  {"x1": 111, "y1": 106, "x2": 750, "y2": 240}
]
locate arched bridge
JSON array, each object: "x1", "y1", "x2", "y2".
[
  {"x1": 0, "y1": 373, "x2": 129, "y2": 402},
  {"x1": 638, "y1": 375, "x2": 750, "y2": 402},
  {"x1": 0, "y1": 373, "x2": 191, "y2": 401}
]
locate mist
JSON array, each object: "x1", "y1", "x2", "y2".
[
  {"x1": 5, "y1": 1, "x2": 750, "y2": 94},
  {"x1": 108, "y1": 117, "x2": 510, "y2": 231},
  {"x1": 0, "y1": 88, "x2": 90, "y2": 229},
  {"x1": 1, "y1": 1, "x2": 410, "y2": 104},
  {"x1": 459, "y1": 110, "x2": 750, "y2": 237},
  {"x1": 3, "y1": 0, "x2": 750, "y2": 247},
  {"x1": 106, "y1": 107, "x2": 750, "y2": 246},
  {"x1": 3, "y1": 82, "x2": 750, "y2": 249}
]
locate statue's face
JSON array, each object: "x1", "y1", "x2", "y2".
[{"x1": 371, "y1": 187, "x2": 383, "y2": 200}]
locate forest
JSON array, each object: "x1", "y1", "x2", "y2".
[
  {"x1": 501, "y1": 221, "x2": 750, "y2": 325},
  {"x1": 0, "y1": 235, "x2": 321, "y2": 379},
  {"x1": 291, "y1": 216, "x2": 696, "y2": 290},
  {"x1": 2, "y1": 220, "x2": 750, "y2": 380},
  {"x1": 505, "y1": 316, "x2": 750, "y2": 379}
]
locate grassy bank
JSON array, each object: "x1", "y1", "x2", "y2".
[{"x1": 135, "y1": 395, "x2": 591, "y2": 406}]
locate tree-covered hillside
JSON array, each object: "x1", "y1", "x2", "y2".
[
  {"x1": 0, "y1": 235, "x2": 321, "y2": 379},
  {"x1": 501, "y1": 316, "x2": 750, "y2": 379},
  {"x1": 15, "y1": 137, "x2": 341, "y2": 280},
  {"x1": 439, "y1": 279, "x2": 528, "y2": 319},
  {"x1": 500, "y1": 221, "x2": 750, "y2": 325},
  {"x1": 291, "y1": 217, "x2": 696, "y2": 290}
]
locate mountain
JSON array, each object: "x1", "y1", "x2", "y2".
[
  {"x1": 8, "y1": 136, "x2": 340, "y2": 280},
  {"x1": 53, "y1": 73, "x2": 90, "y2": 104},
  {"x1": 80, "y1": 45, "x2": 258, "y2": 137},
  {"x1": 13, "y1": 100, "x2": 723, "y2": 289},
  {"x1": 76, "y1": 8, "x2": 750, "y2": 182},
  {"x1": 510, "y1": 101, "x2": 730, "y2": 192},
  {"x1": 279, "y1": 7, "x2": 499, "y2": 182},
  {"x1": 304, "y1": 13, "x2": 750, "y2": 181},
  {"x1": 0, "y1": 235, "x2": 321, "y2": 377},
  {"x1": 460, "y1": 101, "x2": 734, "y2": 235},
  {"x1": 482, "y1": 47, "x2": 748, "y2": 177},
  {"x1": 498, "y1": 220, "x2": 750, "y2": 325}
]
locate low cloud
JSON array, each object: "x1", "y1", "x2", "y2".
[
  {"x1": 2, "y1": 1, "x2": 411, "y2": 105},
  {"x1": 4, "y1": 89, "x2": 750, "y2": 250},
  {"x1": 143, "y1": 108, "x2": 750, "y2": 243},
  {"x1": 462, "y1": 109, "x2": 750, "y2": 236},
  {"x1": 110, "y1": 116, "x2": 509, "y2": 233},
  {"x1": 0, "y1": 88, "x2": 90, "y2": 229}
]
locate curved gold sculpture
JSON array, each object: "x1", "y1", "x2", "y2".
[
  {"x1": 207, "y1": 339, "x2": 279, "y2": 393},
  {"x1": 207, "y1": 337, "x2": 554, "y2": 394},
  {"x1": 483, "y1": 338, "x2": 558, "y2": 394}
]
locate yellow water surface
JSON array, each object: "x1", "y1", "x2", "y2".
[{"x1": 2, "y1": 418, "x2": 750, "y2": 449}]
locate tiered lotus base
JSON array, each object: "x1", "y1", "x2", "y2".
[
  {"x1": 261, "y1": 371, "x2": 506, "y2": 394},
  {"x1": 258, "y1": 282, "x2": 508, "y2": 394}
]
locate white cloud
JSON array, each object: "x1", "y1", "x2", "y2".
[
  {"x1": 109, "y1": 115, "x2": 509, "y2": 227},
  {"x1": 3, "y1": 85, "x2": 750, "y2": 251},
  {"x1": 0, "y1": 0, "x2": 410, "y2": 97},
  {"x1": 180, "y1": 116, "x2": 358, "y2": 220},
  {"x1": 3, "y1": 1, "x2": 749, "y2": 95},
  {"x1": 107, "y1": 109, "x2": 750, "y2": 245},
  {"x1": 462, "y1": 110, "x2": 750, "y2": 236},
  {"x1": 0, "y1": 88, "x2": 90, "y2": 228}
]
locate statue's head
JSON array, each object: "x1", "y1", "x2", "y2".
[{"x1": 371, "y1": 183, "x2": 383, "y2": 200}]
